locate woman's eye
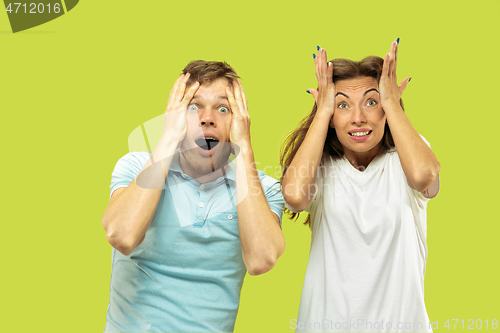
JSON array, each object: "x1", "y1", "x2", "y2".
[
  {"x1": 218, "y1": 106, "x2": 229, "y2": 113},
  {"x1": 367, "y1": 100, "x2": 377, "y2": 106},
  {"x1": 338, "y1": 103, "x2": 348, "y2": 109},
  {"x1": 188, "y1": 104, "x2": 199, "y2": 111}
]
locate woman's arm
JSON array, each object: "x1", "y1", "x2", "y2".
[
  {"x1": 380, "y1": 39, "x2": 441, "y2": 193},
  {"x1": 282, "y1": 47, "x2": 335, "y2": 211}
]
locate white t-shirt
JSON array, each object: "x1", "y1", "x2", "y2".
[{"x1": 287, "y1": 136, "x2": 438, "y2": 333}]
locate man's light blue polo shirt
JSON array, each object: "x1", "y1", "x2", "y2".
[{"x1": 104, "y1": 151, "x2": 284, "y2": 333}]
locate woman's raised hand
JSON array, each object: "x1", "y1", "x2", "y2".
[
  {"x1": 307, "y1": 46, "x2": 335, "y2": 118},
  {"x1": 380, "y1": 38, "x2": 411, "y2": 110}
]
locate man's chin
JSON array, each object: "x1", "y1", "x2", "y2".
[{"x1": 182, "y1": 148, "x2": 231, "y2": 175}]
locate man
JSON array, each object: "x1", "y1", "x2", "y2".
[{"x1": 101, "y1": 60, "x2": 285, "y2": 332}]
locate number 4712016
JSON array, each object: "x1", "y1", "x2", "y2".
[
  {"x1": 443, "y1": 319, "x2": 498, "y2": 329},
  {"x1": 5, "y1": 3, "x2": 61, "y2": 14}
]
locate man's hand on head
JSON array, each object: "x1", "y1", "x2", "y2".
[
  {"x1": 226, "y1": 80, "x2": 251, "y2": 150},
  {"x1": 162, "y1": 73, "x2": 200, "y2": 144}
]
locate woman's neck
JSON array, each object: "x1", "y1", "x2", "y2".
[{"x1": 343, "y1": 142, "x2": 383, "y2": 172}]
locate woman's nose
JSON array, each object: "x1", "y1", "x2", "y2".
[{"x1": 351, "y1": 107, "x2": 367, "y2": 124}]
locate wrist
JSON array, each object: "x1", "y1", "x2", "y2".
[
  {"x1": 382, "y1": 100, "x2": 403, "y2": 115},
  {"x1": 316, "y1": 106, "x2": 334, "y2": 118},
  {"x1": 232, "y1": 140, "x2": 252, "y2": 156},
  {"x1": 154, "y1": 134, "x2": 181, "y2": 159}
]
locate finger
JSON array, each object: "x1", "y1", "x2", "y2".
[
  {"x1": 393, "y1": 39, "x2": 399, "y2": 77},
  {"x1": 226, "y1": 86, "x2": 239, "y2": 117},
  {"x1": 179, "y1": 81, "x2": 200, "y2": 107},
  {"x1": 314, "y1": 51, "x2": 319, "y2": 82},
  {"x1": 307, "y1": 88, "x2": 319, "y2": 101},
  {"x1": 318, "y1": 46, "x2": 327, "y2": 87},
  {"x1": 327, "y1": 60, "x2": 334, "y2": 86},
  {"x1": 173, "y1": 73, "x2": 191, "y2": 106},
  {"x1": 395, "y1": 37, "x2": 399, "y2": 64},
  {"x1": 398, "y1": 77, "x2": 411, "y2": 95},
  {"x1": 390, "y1": 40, "x2": 397, "y2": 77},
  {"x1": 167, "y1": 74, "x2": 185, "y2": 108},
  {"x1": 232, "y1": 80, "x2": 246, "y2": 116},
  {"x1": 238, "y1": 81, "x2": 248, "y2": 113},
  {"x1": 382, "y1": 52, "x2": 390, "y2": 79}
]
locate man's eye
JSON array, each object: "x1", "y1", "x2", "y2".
[
  {"x1": 188, "y1": 104, "x2": 199, "y2": 111},
  {"x1": 218, "y1": 106, "x2": 229, "y2": 113},
  {"x1": 338, "y1": 103, "x2": 348, "y2": 109},
  {"x1": 367, "y1": 100, "x2": 377, "y2": 106}
]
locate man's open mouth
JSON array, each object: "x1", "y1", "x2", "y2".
[{"x1": 195, "y1": 137, "x2": 219, "y2": 150}]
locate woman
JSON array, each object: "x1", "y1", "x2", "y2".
[{"x1": 281, "y1": 39, "x2": 440, "y2": 332}]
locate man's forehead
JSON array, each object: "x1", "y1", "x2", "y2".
[
  {"x1": 191, "y1": 79, "x2": 230, "y2": 101},
  {"x1": 191, "y1": 93, "x2": 228, "y2": 102}
]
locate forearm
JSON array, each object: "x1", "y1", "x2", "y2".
[
  {"x1": 282, "y1": 111, "x2": 330, "y2": 211},
  {"x1": 385, "y1": 103, "x2": 440, "y2": 191},
  {"x1": 102, "y1": 135, "x2": 179, "y2": 255},
  {"x1": 235, "y1": 143, "x2": 285, "y2": 276}
]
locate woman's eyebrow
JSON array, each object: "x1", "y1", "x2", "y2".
[
  {"x1": 363, "y1": 88, "x2": 379, "y2": 96},
  {"x1": 335, "y1": 92, "x2": 349, "y2": 98}
]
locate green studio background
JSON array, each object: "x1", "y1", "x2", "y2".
[{"x1": 1, "y1": 0, "x2": 498, "y2": 332}]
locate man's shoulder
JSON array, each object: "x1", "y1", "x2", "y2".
[
  {"x1": 256, "y1": 169, "x2": 281, "y2": 192},
  {"x1": 117, "y1": 151, "x2": 152, "y2": 167}
]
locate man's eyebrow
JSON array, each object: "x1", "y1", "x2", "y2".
[
  {"x1": 364, "y1": 88, "x2": 379, "y2": 96},
  {"x1": 191, "y1": 95, "x2": 228, "y2": 101},
  {"x1": 335, "y1": 92, "x2": 349, "y2": 98}
]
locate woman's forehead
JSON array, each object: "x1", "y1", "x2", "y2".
[{"x1": 335, "y1": 77, "x2": 378, "y2": 94}]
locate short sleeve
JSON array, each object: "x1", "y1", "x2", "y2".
[
  {"x1": 419, "y1": 134, "x2": 431, "y2": 148},
  {"x1": 109, "y1": 152, "x2": 152, "y2": 199},
  {"x1": 257, "y1": 170, "x2": 285, "y2": 227}
]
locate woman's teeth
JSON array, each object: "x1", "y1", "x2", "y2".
[{"x1": 350, "y1": 131, "x2": 371, "y2": 137}]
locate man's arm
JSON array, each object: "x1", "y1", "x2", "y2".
[
  {"x1": 101, "y1": 74, "x2": 200, "y2": 255},
  {"x1": 102, "y1": 140, "x2": 177, "y2": 255},
  {"x1": 226, "y1": 81, "x2": 285, "y2": 276}
]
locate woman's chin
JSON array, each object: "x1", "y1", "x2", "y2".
[{"x1": 340, "y1": 138, "x2": 383, "y2": 154}]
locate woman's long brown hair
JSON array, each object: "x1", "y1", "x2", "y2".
[{"x1": 279, "y1": 56, "x2": 404, "y2": 225}]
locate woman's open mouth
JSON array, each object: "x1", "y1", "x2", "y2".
[{"x1": 348, "y1": 130, "x2": 372, "y2": 141}]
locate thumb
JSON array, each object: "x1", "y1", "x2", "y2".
[
  {"x1": 399, "y1": 77, "x2": 411, "y2": 95},
  {"x1": 307, "y1": 88, "x2": 318, "y2": 101}
]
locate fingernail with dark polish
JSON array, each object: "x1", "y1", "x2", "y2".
[
  {"x1": 397, "y1": 37, "x2": 400, "y2": 44},
  {"x1": 317, "y1": 45, "x2": 320, "y2": 51},
  {"x1": 409, "y1": 77, "x2": 412, "y2": 82},
  {"x1": 306, "y1": 90, "x2": 311, "y2": 94},
  {"x1": 313, "y1": 54, "x2": 316, "y2": 59}
]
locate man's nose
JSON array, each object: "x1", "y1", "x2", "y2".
[{"x1": 199, "y1": 109, "x2": 216, "y2": 126}]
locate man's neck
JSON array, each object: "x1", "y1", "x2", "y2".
[{"x1": 179, "y1": 153, "x2": 230, "y2": 183}]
